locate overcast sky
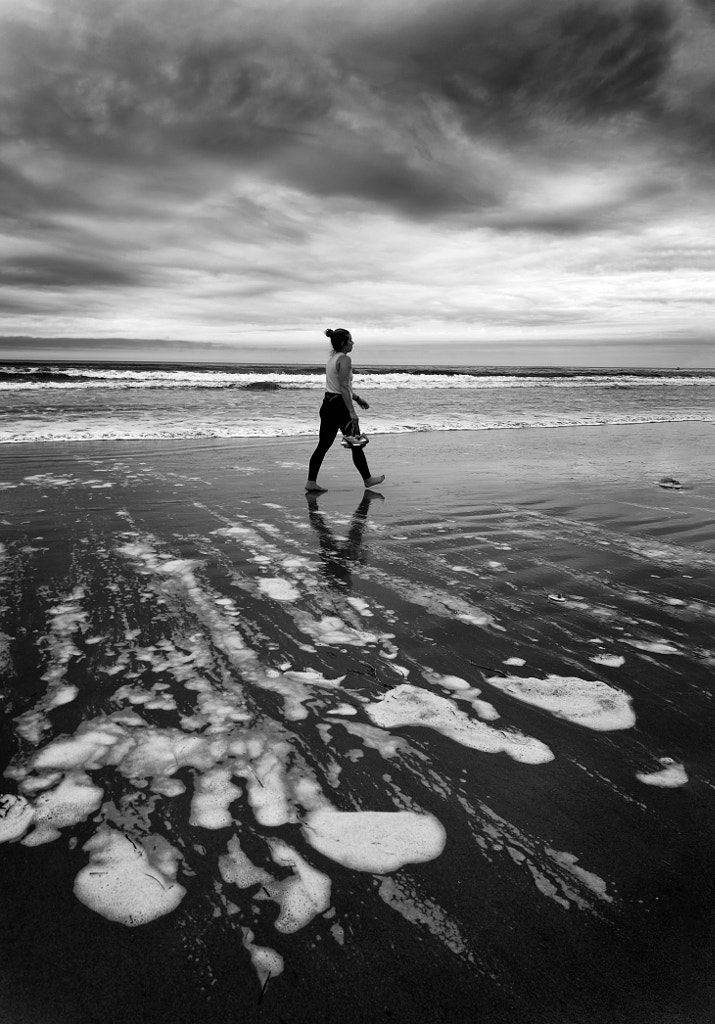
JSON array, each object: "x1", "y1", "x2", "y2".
[{"x1": 1, "y1": 0, "x2": 714, "y2": 366}]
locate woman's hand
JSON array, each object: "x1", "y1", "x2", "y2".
[{"x1": 355, "y1": 396, "x2": 370, "y2": 410}]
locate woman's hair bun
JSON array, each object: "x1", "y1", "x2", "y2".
[{"x1": 324, "y1": 328, "x2": 334, "y2": 338}]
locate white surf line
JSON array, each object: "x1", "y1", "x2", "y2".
[
  {"x1": 485, "y1": 672, "x2": 636, "y2": 732},
  {"x1": 15, "y1": 585, "x2": 88, "y2": 745},
  {"x1": 366, "y1": 684, "x2": 554, "y2": 764},
  {"x1": 457, "y1": 795, "x2": 614, "y2": 913}
]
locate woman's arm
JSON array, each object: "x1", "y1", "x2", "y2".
[
  {"x1": 338, "y1": 357, "x2": 370, "y2": 410},
  {"x1": 337, "y1": 355, "x2": 357, "y2": 418}
]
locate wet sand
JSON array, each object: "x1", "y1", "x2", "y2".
[{"x1": 0, "y1": 423, "x2": 713, "y2": 1024}]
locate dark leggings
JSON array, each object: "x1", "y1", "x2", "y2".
[{"x1": 308, "y1": 393, "x2": 370, "y2": 481}]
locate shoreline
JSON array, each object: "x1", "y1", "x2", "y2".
[{"x1": 2, "y1": 419, "x2": 713, "y2": 513}]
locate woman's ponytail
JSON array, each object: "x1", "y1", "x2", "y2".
[{"x1": 325, "y1": 327, "x2": 350, "y2": 352}]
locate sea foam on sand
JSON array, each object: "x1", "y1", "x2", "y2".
[
  {"x1": 636, "y1": 759, "x2": 688, "y2": 788},
  {"x1": 486, "y1": 673, "x2": 636, "y2": 731},
  {"x1": 73, "y1": 826, "x2": 186, "y2": 927},
  {"x1": 302, "y1": 808, "x2": 446, "y2": 873},
  {"x1": 365, "y1": 684, "x2": 554, "y2": 764}
]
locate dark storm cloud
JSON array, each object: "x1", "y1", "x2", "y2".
[
  {"x1": 1, "y1": 0, "x2": 714, "y2": 337},
  {"x1": 0, "y1": 1, "x2": 331, "y2": 161},
  {"x1": 363, "y1": 0, "x2": 675, "y2": 128},
  {"x1": 4, "y1": 0, "x2": 710, "y2": 227}
]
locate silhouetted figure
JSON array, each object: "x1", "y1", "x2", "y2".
[{"x1": 306, "y1": 326, "x2": 385, "y2": 493}]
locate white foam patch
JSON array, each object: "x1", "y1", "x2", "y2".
[
  {"x1": 457, "y1": 797, "x2": 613, "y2": 913},
  {"x1": 15, "y1": 586, "x2": 88, "y2": 742},
  {"x1": 302, "y1": 808, "x2": 446, "y2": 873},
  {"x1": 295, "y1": 613, "x2": 395, "y2": 648},
  {"x1": 263, "y1": 838, "x2": 332, "y2": 933},
  {"x1": 73, "y1": 827, "x2": 186, "y2": 926},
  {"x1": 589, "y1": 654, "x2": 626, "y2": 667},
  {"x1": 21, "y1": 771, "x2": 104, "y2": 846},
  {"x1": 393, "y1": 581, "x2": 505, "y2": 631},
  {"x1": 112, "y1": 681, "x2": 178, "y2": 712},
  {"x1": 24, "y1": 473, "x2": 79, "y2": 488},
  {"x1": 545, "y1": 849, "x2": 613, "y2": 903},
  {"x1": 330, "y1": 720, "x2": 409, "y2": 758},
  {"x1": 189, "y1": 768, "x2": 242, "y2": 829},
  {"x1": 378, "y1": 875, "x2": 472, "y2": 959},
  {"x1": 257, "y1": 577, "x2": 300, "y2": 603},
  {"x1": 213, "y1": 524, "x2": 261, "y2": 545},
  {"x1": 424, "y1": 671, "x2": 470, "y2": 691},
  {"x1": 117, "y1": 536, "x2": 353, "y2": 719},
  {"x1": 229, "y1": 737, "x2": 294, "y2": 826},
  {"x1": 241, "y1": 927, "x2": 285, "y2": 987},
  {"x1": 503, "y1": 657, "x2": 526, "y2": 667},
  {"x1": 219, "y1": 835, "x2": 272, "y2": 889},
  {"x1": 345, "y1": 596, "x2": 373, "y2": 617},
  {"x1": 366, "y1": 685, "x2": 553, "y2": 764},
  {"x1": 625, "y1": 639, "x2": 680, "y2": 655},
  {"x1": 325, "y1": 704, "x2": 358, "y2": 717},
  {"x1": 486, "y1": 674, "x2": 636, "y2": 731},
  {"x1": 0, "y1": 793, "x2": 35, "y2": 842},
  {"x1": 421, "y1": 669, "x2": 500, "y2": 721},
  {"x1": 636, "y1": 759, "x2": 688, "y2": 788},
  {"x1": 50, "y1": 684, "x2": 80, "y2": 708},
  {"x1": 254, "y1": 669, "x2": 347, "y2": 722},
  {"x1": 150, "y1": 777, "x2": 186, "y2": 797}
]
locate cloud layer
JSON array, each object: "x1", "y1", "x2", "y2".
[{"x1": 1, "y1": 0, "x2": 714, "y2": 360}]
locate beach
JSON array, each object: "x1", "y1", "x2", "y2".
[{"x1": 0, "y1": 421, "x2": 713, "y2": 1024}]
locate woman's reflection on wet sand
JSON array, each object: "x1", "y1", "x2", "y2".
[{"x1": 305, "y1": 491, "x2": 384, "y2": 590}]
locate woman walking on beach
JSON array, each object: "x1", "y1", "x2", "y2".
[{"x1": 306, "y1": 328, "x2": 385, "y2": 493}]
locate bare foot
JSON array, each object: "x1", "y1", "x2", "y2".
[
  {"x1": 364, "y1": 475, "x2": 385, "y2": 489},
  {"x1": 305, "y1": 481, "x2": 328, "y2": 493}
]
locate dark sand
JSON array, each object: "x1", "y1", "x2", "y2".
[{"x1": 0, "y1": 422, "x2": 713, "y2": 1024}]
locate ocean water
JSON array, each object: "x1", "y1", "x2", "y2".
[{"x1": 1, "y1": 362, "x2": 714, "y2": 444}]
